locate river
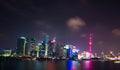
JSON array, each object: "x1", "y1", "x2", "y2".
[{"x1": 0, "y1": 60, "x2": 120, "y2": 70}]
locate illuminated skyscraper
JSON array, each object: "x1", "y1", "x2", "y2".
[
  {"x1": 52, "y1": 37, "x2": 56, "y2": 53},
  {"x1": 25, "y1": 38, "x2": 37, "y2": 56},
  {"x1": 29, "y1": 38, "x2": 36, "y2": 54},
  {"x1": 64, "y1": 45, "x2": 73, "y2": 59},
  {"x1": 16, "y1": 37, "x2": 28, "y2": 55},
  {"x1": 48, "y1": 37, "x2": 56, "y2": 56},
  {"x1": 39, "y1": 41, "x2": 46, "y2": 57},
  {"x1": 67, "y1": 47, "x2": 73, "y2": 59},
  {"x1": 45, "y1": 35, "x2": 50, "y2": 57}
]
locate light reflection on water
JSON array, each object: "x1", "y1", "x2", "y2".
[
  {"x1": 0, "y1": 60, "x2": 120, "y2": 70},
  {"x1": 67, "y1": 60, "x2": 77, "y2": 70},
  {"x1": 47, "y1": 62, "x2": 55, "y2": 70},
  {"x1": 83, "y1": 61, "x2": 93, "y2": 70}
]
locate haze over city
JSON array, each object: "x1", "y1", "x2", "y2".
[{"x1": 0, "y1": 0, "x2": 120, "y2": 54}]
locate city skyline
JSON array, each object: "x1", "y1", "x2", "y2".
[{"x1": 0, "y1": 0, "x2": 120, "y2": 54}]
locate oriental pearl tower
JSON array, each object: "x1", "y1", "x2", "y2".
[{"x1": 89, "y1": 33, "x2": 92, "y2": 58}]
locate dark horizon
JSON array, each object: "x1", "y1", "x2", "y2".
[{"x1": 0, "y1": 0, "x2": 120, "y2": 54}]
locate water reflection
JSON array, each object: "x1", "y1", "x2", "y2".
[
  {"x1": 85, "y1": 61, "x2": 93, "y2": 70},
  {"x1": 81, "y1": 61, "x2": 94, "y2": 70},
  {"x1": 67, "y1": 60, "x2": 77, "y2": 70},
  {"x1": 1, "y1": 60, "x2": 120, "y2": 70},
  {"x1": 35, "y1": 61, "x2": 45, "y2": 70},
  {"x1": 47, "y1": 62, "x2": 55, "y2": 70}
]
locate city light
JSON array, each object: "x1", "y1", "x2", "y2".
[
  {"x1": 38, "y1": 43, "x2": 42, "y2": 46},
  {"x1": 0, "y1": 35, "x2": 120, "y2": 61},
  {"x1": 64, "y1": 45, "x2": 69, "y2": 49},
  {"x1": 50, "y1": 40, "x2": 56, "y2": 43},
  {"x1": 20, "y1": 37, "x2": 26, "y2": 39}
]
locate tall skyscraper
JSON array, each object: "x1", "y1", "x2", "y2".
[
  {"x1": 48, "y1": 37, "x2": 56, "y2": 57},
  {"x1": 29, "y1": 38, "x2": 36, "y2": 56},
  {"x1": 51, "y1": 37, "x2": 56, "y2": 53},
  {"x1": 40, "y1": 41, "x2": 46, "y2": 57},
  {"x1": 64, "y1": 45, "x2": 73, "y2": 59},
  {"x1": 67, "y1": 47, "x2": 73, "y2": 59},
  {"x1": 30, "y1": 38, "x2": 36, "y2": 50},
  {"x1": 16, "y1": 37, "x2": 28, "y2": 55},
  {"x1": 45, "y1": 35, "x2": 49, "y2": 57}
]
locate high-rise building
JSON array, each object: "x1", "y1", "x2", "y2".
[
  {"x1": 64, "y1": 45, "x2": 73, "y2": 59},
  {"x1": 29, "y1": 38, "x2": 36, "y2": 56},
  {"x1": 29, "y1": 38, "x2": 36, "y2": 50},
  {"x1": 48, "y1": 37, "x2": 56, "y2": 57},
  {"x1": 67, "y1": 47, "x2": 73, "y2": 59},
  {"x1": 45, "y1": 35, "x2": 50, "y2": 57},
  {"x1": 16, "y1": 37, "x2": 28, "y2": 55},
  {"x1": 40, "y1": 41, "x2": 46, "y2": 57}
]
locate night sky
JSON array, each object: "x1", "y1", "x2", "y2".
[{"x1": 0, "y1": 0, "x2": 120, "y2": 54}]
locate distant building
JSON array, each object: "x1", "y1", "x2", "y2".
[
  {"x1": 64, "y1": 45, "x2": 73, "y2": 59},
  {"x1": 4, "y1": 49, "x2": 12, "y2": 56},
  {"x1": 29, "y1": 38, "x2": 36, "y2": 56},
  {"x1": 16, "y1": 37, "x2": 28, "y2": 55},
  {"x1": 0, "y1": 49, "x2": 12, "y2": 57},
  {"x1": 48, "y1": 38, "x2": 56, "y2": 57},
  {"x1": 67, "y1": 47, "x2": 73, "y2": 59},
  {"x1": 38, "y1": 41, "x2": 46, "y2": 57},
  {"x1": 45, "y1": 35, "x2": 50, "y2": 57},
  {"x1": 79, "y1": 51, "x2": 94, "y2": 59}
]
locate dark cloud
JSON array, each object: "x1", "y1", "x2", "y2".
[
  {"x1": 67, "y1": 16, "x2": 86, "y2": 32},
  {"x1": 112, "y1": 29, "x2": 120, "y2": 36}
]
